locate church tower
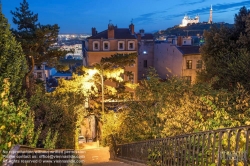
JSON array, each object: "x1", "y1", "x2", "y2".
[{"x1": 208, "y1": 5, "x2": 213, "y2": 24}]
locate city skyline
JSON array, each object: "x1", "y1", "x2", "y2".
[{"x1": 2, "y1": 0, "x2": 250, "y2": 34}]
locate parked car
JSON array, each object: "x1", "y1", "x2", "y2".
[{"x1": 78, "y1": 136, "x2": 86, "y2": 144}]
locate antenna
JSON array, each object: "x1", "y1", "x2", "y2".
[
  {"x1": 109, "y1": 20, "x2": 112, "y2": 24},
  {"x1": 131, "y1": 18, "x2": 133, "y2": 24}
]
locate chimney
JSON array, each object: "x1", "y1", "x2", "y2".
[
  {"x1": 92, "y1": 27, "x2": 97, "y2": 36},
  {"x1": 108, "y1": 24, "x2": 114, "y2": 39},
  {"x1": 129, "y1": 23, "x2": 134, "y2": 35},
  {"x1": 139, "y1": 29, "x2": 145, "y2": 36},
  {"x1": 137, "y1": 33, "x2": 141, "y2": 42},
  {"x1": 177, "y1": 36, "x2": 182, "y2": 46}
]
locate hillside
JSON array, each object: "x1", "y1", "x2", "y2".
[{"x1": 155, "y1": 22, "x2": 234, "y2": 37}]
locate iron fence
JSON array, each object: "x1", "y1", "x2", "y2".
[{"x1": 116, "y1": 125, "x2": 250, "y2": 166}]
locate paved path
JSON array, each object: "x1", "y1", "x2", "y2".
[{"x1": 78, "y1": 146, "x2": 131, "y2": 166}]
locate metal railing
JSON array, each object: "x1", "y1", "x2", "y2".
[
  {"x1": 116, "y1": 125, "x2": 250, "y2": 166},
  {"x1": 3, "y1": 145, "x2": 82, "y2": 166}
]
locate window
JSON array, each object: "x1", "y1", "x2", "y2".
[
  {"x1": 119, "y1": 43, "x2": 123, "y2": 49},
  {"x1": 128, "y1": 73, "x2": 134, "y2": 83},
  {"x1": 196, "y1": 60, "x2": 202, "y2": 69},
  {"x1": 186, "y1": 60, "x2": 192, "y2": 69},
  {"x1": 128, "y1": 41, "x2": 135, "y2": 50},
  {"x1": 94, "y1": 43, "x2": 98, "y2": 49},
  {"x1": 37, "y1": 72, "x2": 42, "y2": 79},
  {"x1": 143, "y1": 60, "x2": 147, "y2": 68},
  {"x1": 129, "y1": 43, "x2": 133, "y2": 49},
  {"x1": 93, "y1": 41, "x2": 100, "y2": 50},
  {"x1": 118, "y1": 41, "x2": 125, "y2": 50},
  {"x1": 103, "y1": 41, "x2": 110, "y2": 50},
  {"x1": 183, "y1": 76, "x2": 191, "y2": 84}
]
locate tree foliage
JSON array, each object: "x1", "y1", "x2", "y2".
[
  {"x1": 198, "y1": 6, "x2": 250, "y2": 90},
  {"x1": 0, "y1": 79, "x2": 34, "y2": 163},
  {"x1": 0, "y1": 10, "x2": 27, "y2": 101},
  {"x1": 10, "y1": 0, "x2": 68, "y2": 90},
  {"x1": 109, "y1": 68, "x2": 250, "y2": 146}
]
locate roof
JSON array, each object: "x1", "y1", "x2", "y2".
[
  {"x1": 52, "y1": 72, "x2": 72, "y2": 77},
  {"x1": 141, "y1": 33, "x2": 154, "y2": 40},
  {"x1": 177, "y1": 46, "x2": 200, "y2": 55},
  {"x1": 87, "y1": 28, "x2": 137, "y2": 39}
]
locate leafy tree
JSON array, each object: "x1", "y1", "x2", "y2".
[
  {"x1": 114, "y1": 68, "x2": 250, "y2": 144},
  {"x1": 0, "y1": 9, "x2": 27, "y2": 101},
  {"x1": 198, "y1": 6, "x2": 250, "y2": 90},
  {"x1": 0, "y1": 79, "x2": 34, "y2": 164},
  {"x1": 56, "y1": 64, "x2": 70, "y2": 72},
  {"x1": 10, "y1": 0, "x2": 68, "y2": 91}
]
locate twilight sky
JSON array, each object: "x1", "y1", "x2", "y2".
[{"x1": 2, "y1": 0, "x2": 250, "y2": 34}]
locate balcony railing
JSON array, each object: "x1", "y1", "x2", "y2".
[{"x1": 116, "y1": 125, "x2": 250, "y2": 166}]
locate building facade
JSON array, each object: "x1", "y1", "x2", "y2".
[
  {"x1": 83, "y1": 23, "x2": 137, "y2": 85},
  {"x1": 137, "y1": 29, "x2": 154, "y2": 80},
  {"x1": 154, "y1": 36, "x2": 202, "y2": 83}
]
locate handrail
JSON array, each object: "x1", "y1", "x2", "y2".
[{"x1": 116, "y1": 125, "x2": 250, "y2": 166}]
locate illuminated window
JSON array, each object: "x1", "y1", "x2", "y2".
[
  {"x1": 196, "y1": 60, "x2": 202, "y2": 69},
  {"x1": 186, "y1": 60, "x2": 192, "y2": 69}
]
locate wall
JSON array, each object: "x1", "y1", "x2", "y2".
[
  {"x1": 154, "y1": 42, "x2": 183, "y2": 79},
  {"x1": 182, "y1": 54, "x2": 202, "y2": 84},
  {"x1": 138, "y1": 40, "x2": 154, "y2": 80}
]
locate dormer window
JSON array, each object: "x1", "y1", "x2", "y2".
[
  {"x1": 93, "y1": 41, "x2": 100, "y2": 51},
  {"x1": 118, "y1": 41, "x2": 125, "y2": 50},
  {"x1": 103, "y1": 41, "x2": 110, "y2": 50},
  {"x1": 128, "y1": 41, "x2": 135, "y2": 50}
]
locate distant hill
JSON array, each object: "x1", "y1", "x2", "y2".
[{"x1": 155, "y1": 22, "x2": 234, "y2": 37}]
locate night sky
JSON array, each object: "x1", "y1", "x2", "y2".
[{"x1": 2, "y1": 0, "x2": 250, "y2": 34}]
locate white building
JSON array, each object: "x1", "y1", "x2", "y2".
[
  {"x1": 60, "y1": 44, "x2": 83, "y2": 60},
  {"x1": 179, "y1": 15, "x2": 199, "y2": 27}
]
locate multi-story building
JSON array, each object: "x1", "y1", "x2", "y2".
[
  {"x1": 137, "y1": 29, "x2": 154, "y2": 80},
  {"x1": 83, "y1": 23, "x2": 139, "y2": 84},
  {"x1": 154, "y1": 36, "x2": 202, "y2": 84}
]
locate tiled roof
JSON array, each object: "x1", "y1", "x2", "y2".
[
  {"x1": 141, "y1": 34, "x2": 154, "y2": 40},
  {"x1": 177, "y1": 46, "x2": 200, "y2": 55},
  {"x1": 87, "y1": 28, "x2": 136, "y2": 39}
]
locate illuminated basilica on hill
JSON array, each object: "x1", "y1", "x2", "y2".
[
  {"x1": 179, "y1": 15, "x2": 200, "y2": 27},
  {"x1": 179, "y1": 5, "x2": 213, "y2": 27}
]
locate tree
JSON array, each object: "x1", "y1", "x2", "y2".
[
  {"x1": 198, "y1": 6, "x2": 250, "y2": 90},
  {"x1": 0, "y1": 9, "x2": 27, "y2": 101},
  {"x1": 10, "y1": 0, "x2": 68, "y2": 91},
  {"x1": 0, "y1": 79, "x2": 34, "y2": 164}
]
